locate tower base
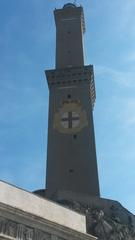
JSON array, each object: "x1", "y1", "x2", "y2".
[{"x1": 34, "y1": 189, "x2": 135, "y2": 239}]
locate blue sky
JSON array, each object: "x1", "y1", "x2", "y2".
[{"x1": 0, "y1": 0, "x2": 135, "y2": 214}]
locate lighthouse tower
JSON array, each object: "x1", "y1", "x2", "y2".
[{"x1": 45, "y1": 3, "x2": 100, "y2": 198}]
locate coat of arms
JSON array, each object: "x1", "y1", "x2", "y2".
[{"x1": 53, "y1": 100, "x2": 88, "y2": 134}]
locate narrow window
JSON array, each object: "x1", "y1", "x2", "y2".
[
  {"x1": 73, "y1": 134, "x2": 77, "y2": 139},
  {"x1": 67, "y1": 94, "x2": 71, "y2": 99},
  {"x1": 69, "y1": 169, "x2": 74, "y2": 173}
]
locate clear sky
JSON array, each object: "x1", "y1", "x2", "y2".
[{"x1": 0, "y1": 0, "x2": 135, "y2": 214}]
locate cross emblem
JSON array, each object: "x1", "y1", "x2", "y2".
[{"x1": 61, "y1": 111, "x2": 80, "y2": 129}]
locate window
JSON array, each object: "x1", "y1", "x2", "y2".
[
  {"x1": 67, "y1": 94, "x2": 71, "y2": 99},
  {"x1": 73, "y1": 134, "x2": 77, "y2": 139},
  {"x1": 69, "y1": 169, "x2": 74, "y2": 173}
]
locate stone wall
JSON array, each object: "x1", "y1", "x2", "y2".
[{"x1": 0, "y1": 181, "x2": 97, "y2": 240}]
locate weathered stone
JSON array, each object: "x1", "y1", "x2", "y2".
[
  {"x1": 0, "y1": 181, "x2": 97, "y2": 240},
  {"x1": 56, "y1": 195, "x2": 135, "y2": 240}
]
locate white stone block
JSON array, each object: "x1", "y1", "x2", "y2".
[{"x1": 0, "y1": 181, "x2": 86, "y2": 234}]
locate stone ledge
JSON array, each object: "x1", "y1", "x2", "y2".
[
  {"x1": 0, "y1": 181, "x2": 86, "y2": 234},
  {"x1": 0, "y1": 234, "x2": 14, "y2": 240},
  {"x1": 0, "y1": 181, "x2": 97, "y2": 240}
]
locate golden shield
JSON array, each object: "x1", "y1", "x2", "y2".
[{"x1": 53, "y1": 100, "x2": 88, "y2": 134}]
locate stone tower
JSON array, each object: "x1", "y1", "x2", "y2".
[
  {"x1": 1, "y1": 4, "x2": 135, "y2": 240},
  {"x1": 45, "y1": 3, "x2": 100, "y2": 198}
]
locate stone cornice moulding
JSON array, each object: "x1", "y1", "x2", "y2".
[{"x1": 0, "y1": 181, "x2": 97, "y2": 240}]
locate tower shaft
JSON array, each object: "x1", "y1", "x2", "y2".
[
  {"x1": 55, "y1": 5, "x2": 85, "y2": 68},
  {"x1": 45, "y1": 3, "x2": 100, "y2": 198}
]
